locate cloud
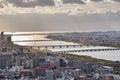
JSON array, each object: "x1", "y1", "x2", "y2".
[
  {"x1": 91, "y1": 0, "x2": 103, "y2": 2},
  {"x1": 62, "y1": 0, "x2": 86, "y2": 4},
  {"x1": 0, "y1": 0, "x2": 120, "y2": 32},
  {"x1": 0, "y1": 0, "x2": 120, "y2": 15},
  {"x1": 112, "y1": 0, "x2": 120, "y2": 2}
]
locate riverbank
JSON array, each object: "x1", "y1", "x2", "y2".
[
  {"x1": 58, "y1": 53, "x2": 120, "y2": 72},
  {"x1": 30, "y1": 48, "x2": 113, "y2": 64},
  {"x1": 46, "y1": 32, "x2": 120, "y2": 47},
  {"x1": 29, "y1": 49, "x2": 110, "y2": 64},
  {"x1": 59, "y1": 53, "x2": 113, "y2": 64}
]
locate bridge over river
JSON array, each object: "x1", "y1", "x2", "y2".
[
  {"x1": 21, "y1": 45, "x2": 120, "y2": 53},
  {"x1": 10, "y1": 33, "x2": 120, "y2": 61},
  {"x1": 11, "y1": 36, "x2": 120, "y2": 54},
  {"x1": 13, "y1": 40, "x2": 55, "y2": 42}
]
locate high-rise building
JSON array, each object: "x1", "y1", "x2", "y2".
[
  {"x1": 0, "y1": 53, "x2": 13, "y2": 69},
  {"x1": 0, "y1": 32, "x2": 5, "y2": 46},
  {"x1": 60, "y1": 59, "x2": 66, "y2": 67},
  {"x1": 0, "y1": 32, "x2": 4, "y2": 41},
  {"x1": 0, "y1": 32, "x2": 13, "y2": 47},
  {"x1": 83, "y1": 63, "x2": 93, "y2": 73},
  {"x1": 46, "y1": 70, "x2": 55, "y2": 80},
  {"x1": 7, "y1": 36, "x2": 12, "y2": 44}
]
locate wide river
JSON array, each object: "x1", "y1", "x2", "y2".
[{"x1": 12, "y1": 34, "x2": 120, "y2": 61}]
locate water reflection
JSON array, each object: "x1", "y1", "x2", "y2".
[{"x1": 11, "y1": 33, "x2": 120, "y2": 61}]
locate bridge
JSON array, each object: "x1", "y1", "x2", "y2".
[
  {"x1": 1, "y1": 44, "x2": 120, "y2": 53},
  {"x1": 51, "y1": 48, "x2": 120, "y2": 54},
  {"x1": 20, "y1": 45, "x2": 120, "y2": 53},
  {"x1": 0, "y1": 44, "x2": 84, "y2": 49},
  {"x1": 21, "y1": 44, "x2": 85, "y2": 49},
  {"x1": 13, "y1": 40, "x2": 55, "y2": 42},
  {"x1": 12, "y1": 33, "x2": 48, "y2": 36}
]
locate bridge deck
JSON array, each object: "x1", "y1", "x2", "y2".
[
  {"x1": 51, "y1": 48, "x2": 120, "y2": 53},
  {"x1": 13, "y1": 33, "x2": 48, "y2": 36},
  {"x1": 13, "y1": 40, "x2": 55, "y2": 42},
  {"x1": 0, "y1": 45, "x2": 119, "y2": 53}
]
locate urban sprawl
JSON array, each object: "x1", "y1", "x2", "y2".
[{"x1": 0, "y1": 32, "x2": 120, "y2": 80}]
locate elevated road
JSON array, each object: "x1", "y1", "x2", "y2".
[
  {"x1": 13, "y1": 40, "x2": 55, "y2": 42},
  {"x1": 12, "y1": 33, "x2": 48, "y2": 36},
  {"x1": 0, "y1": 44, "x2": 119, "y2": 53},
  {"x1": 21, "y1": 44, "x2": 84, "y2": 49},
  {"x1": 21, "y1": 45, "x2": 120, "y2": 53},
  {"x1": 51, "y1": 48, "x2": 120, "y2": 54}
]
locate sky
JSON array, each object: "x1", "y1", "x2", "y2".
[{"x1": 0, "y1": 0, "x2": 120, "y2": 32}]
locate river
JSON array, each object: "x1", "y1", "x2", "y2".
[{"x1": 12, "y1": 34, "x2": 120, "y2": 61}]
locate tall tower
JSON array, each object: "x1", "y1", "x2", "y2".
[
  {"x1": 7, "y1": 36, "x2": 12, "y2": 44},
  {"x1": 1, "y1": 32, "x2": 4, "y2": 41}
]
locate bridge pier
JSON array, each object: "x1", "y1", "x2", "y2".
[
  {"x1": 86, "y1": 45, "x2": 89, "y2": 47},
  {"x1": 45, "y1": 46, "x2": 48, "y2": 49},
  {"x1": 79, "y1": 45, "x2": 83, "y2": 47},
  {"x1": 38, "y1": 47, "x2": 41, "y2": 50},
  {"x1": 66, "y1": 46, "x2": 69, "y2": 48},
  {"x1": 73, "y1": 45, "x2": 76, "y2": 48},
  {"x1": 59, "y1": 46, "x2": 62, "y2": 48},
  {"x1": 52, "y1": 46, "x2": 55, "y2": 48}
]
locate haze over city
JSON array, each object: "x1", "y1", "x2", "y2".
[
  {"x1": 0, "y1": 1, "x2": 120, "y2": 79},
  {"x1": 0, "y1": 0, "x2": 120, "y2": 32}
]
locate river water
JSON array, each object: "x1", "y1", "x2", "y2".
[{"x1": 12, "y1": 34, "x2": 120, "y2": 61}]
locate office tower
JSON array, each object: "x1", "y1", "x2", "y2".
[
  {"x1": 0, "y1": 53, "x2": 13, "y2": 69},
  {"x1": 46, "y1": 70, "x2": 55, "y2": 80},
  {"x1": 1, "y1": 32, "x2": 4, "y2": 41}
]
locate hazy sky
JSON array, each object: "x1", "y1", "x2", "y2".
[{"x1": 0, "y1": 0, "x2": 120, "y2": 32}]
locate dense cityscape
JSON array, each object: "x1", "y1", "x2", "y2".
[
  {"x1": 0, "y1": 32, "x2": 120, "y2": 80},
  {"x1": 47, "y1": 31, "x2": 120, "y2": 47},
  {"x1": 0, "y1": 0, "x2": 120, "y2": 80}
]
